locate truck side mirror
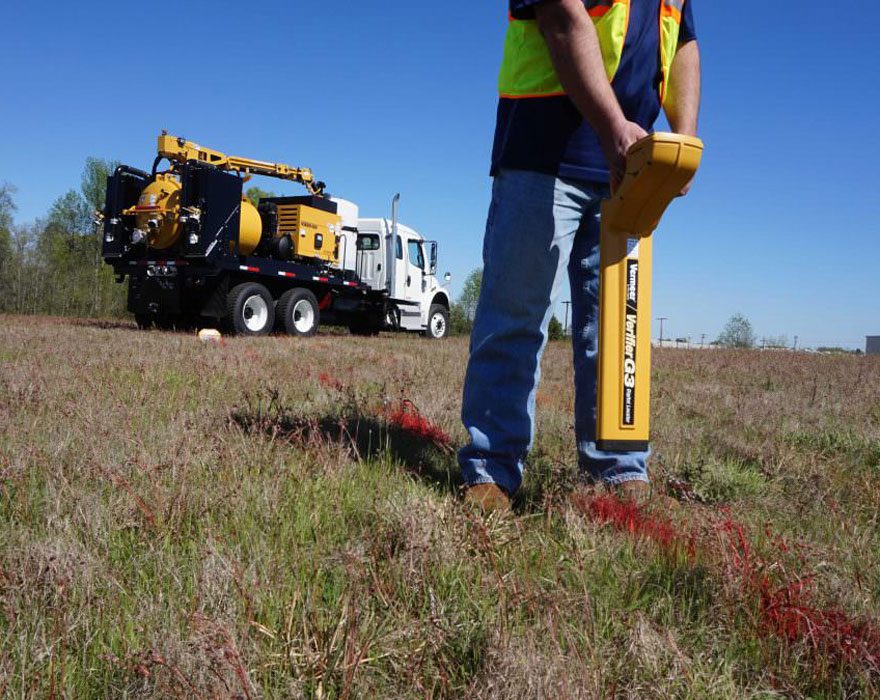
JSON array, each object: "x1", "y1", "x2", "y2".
[
  {"x1": 429, "y1": 241, "x2": 438, "y2": 274},
  {"x1": 444, "y1": 272, "x2": 451, "y2": 283}
]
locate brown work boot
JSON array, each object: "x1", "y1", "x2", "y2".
[
  {"x1": 613, "y1": 480, "x2": 680, "y2": 512},
  {"x1": 614, "y1": 480, "x2": 651, "y2": 504},
  {"x1": 464, "y1": 483, "x2": 511, "y2": 515}
]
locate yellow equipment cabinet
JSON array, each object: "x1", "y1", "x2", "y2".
[
  {"x1": 277, "y1": 203, "x2": 340, "y2": 264},
  {"x1": 596, "y1": 132, "x2": 703, "y2": 451},
  {"x1": 260, "y1": 196, "x2": 341, "y2": 265}
]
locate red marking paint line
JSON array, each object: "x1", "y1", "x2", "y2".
[
  {"x1": 313, "y1": 276, "x2": 329, "y2": 283},
  {"x1": 277, "y1": 271, "x2": 297, "y2": 278},
  {"x1": 574, "y1": 494, "x2": 695, "y2": 556},
  {"x1": 572, "y1": 494, "x2": 880, "y2": 676},
  {"x1": 239, "y1": 265, "x2": 259, "y2": 273},
  {"x1": 714, "y1": 517, "x2": 880, "y2": 672},
  {"x1": 385, "y1": 400, "x2": 451, "y2": 450}
]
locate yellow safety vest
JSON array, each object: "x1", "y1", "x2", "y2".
[{"x1": 498, "y1": 0, "x2": 684, "y2": 106}]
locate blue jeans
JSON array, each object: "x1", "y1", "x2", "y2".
[{"x1": 458, "y1": 169, "x2": 649, "y2": 495}]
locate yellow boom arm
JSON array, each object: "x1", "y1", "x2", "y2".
[
  {"x1": 595, "y1": 132, "x2": 703, "y2": 452},
  {"x1": 156, "y1": 131, "x2": 325, "y2": 195}
]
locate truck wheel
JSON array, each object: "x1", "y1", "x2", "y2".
[
  {"x1": 425, "y1": 304, "x2": 449, "y2": 340},
  {"x1": 225, "y1": 283, "x2": 275, "y2": 336},
  {"x1": 277, "y1": 288, "x2": 319, "y2": 337}
]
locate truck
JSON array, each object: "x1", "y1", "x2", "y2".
[{"x1": 99, "y1": 133, "x2": 452, "y2": 338}]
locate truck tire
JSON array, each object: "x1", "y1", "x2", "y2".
[
  {"x1": 424, "y1": 304, "x2": 449, "y2": 340},
  {"x1": 135, "y1": 313, "x2": 154, "y2": 330},
  {"x1": 225, "y1": 282, "x2": 275, "y2": 336},
  {"x1": 276, "y1": 288, "x2": 319, "y2": 337}
]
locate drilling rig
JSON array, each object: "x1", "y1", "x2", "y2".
[{"x1": 101, "y1": 133, "x2": 451, "y2": 337}]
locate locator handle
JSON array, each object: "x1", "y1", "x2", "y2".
[{"x1": 602, "y1": 132, "x2": 704, "y2": 238}]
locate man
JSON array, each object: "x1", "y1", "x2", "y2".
[{"x1": 459, "y1": 0, "x2": 700, "y2": 511}]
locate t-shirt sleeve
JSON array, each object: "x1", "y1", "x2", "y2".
[
  {"x1": 510, "y1": 0, "x2": 549, "y2": 21},
  {"x1": 679, "y1": 0, "x2": 697, "y2": 44}
]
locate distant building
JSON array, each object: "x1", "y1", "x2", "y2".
[{"x1": 867, "y1": 336, "x2": 880, "y2": 355}]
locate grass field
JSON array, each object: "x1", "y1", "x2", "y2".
[{"x1": 1, "y1": 315, "x2": 879, "y2": 698}]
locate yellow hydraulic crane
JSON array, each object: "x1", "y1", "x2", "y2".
[
  {"x1": 595, "y1": 132, "x2": 703, "y2": 451},
  {"x1": 156, "y1": 131, "x2": 325, "y2": 195}
]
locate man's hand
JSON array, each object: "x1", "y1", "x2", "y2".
[{"x1": 599, "y1": 119, "x2": 648, "y2": 192}]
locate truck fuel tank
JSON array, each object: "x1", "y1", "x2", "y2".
[{"x1": 237, "y1": 198, "x2": 262, "y2": 256}]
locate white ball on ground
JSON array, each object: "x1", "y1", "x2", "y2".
[{"x1": 198, "y1": 328, "x2": 222, "y2": 344}]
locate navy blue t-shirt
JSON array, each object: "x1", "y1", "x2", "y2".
[{"x1": 491, "y1": 0, "x2": 696, "y2": 183}]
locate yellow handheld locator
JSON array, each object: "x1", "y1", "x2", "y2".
[{"x1": 596, "y1": 132, "x2": 703, "y2": 451}]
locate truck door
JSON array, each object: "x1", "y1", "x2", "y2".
[
  {"x1": 405, "y1": 239, "x2": 426, "y2": 304},
  {"x1": 356, "y1": 232, "x2": 383, "y2": 290},
  {"x1": 395, "y1": 237, "x2": 425, "y2": 330}
]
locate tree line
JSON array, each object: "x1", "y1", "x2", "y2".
[
  {"x1": 0, "y1": 160, "x2": 799, "y2": 349},
  {"x1": 0, "y1": 158, "x2": 127, "y2": 318},
  {"x1": 448, "y1": 267, "x2": 564, "y2": 339}
]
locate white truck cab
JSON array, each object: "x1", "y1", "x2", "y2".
[
  {"x1": 332, "y1": 196, "x2": 451, "y2": 338},
  {"x1": 353, "y1": 218, "x2": 451, "y2": 338}
]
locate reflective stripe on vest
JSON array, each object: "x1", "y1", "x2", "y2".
[
  {"x1": 658, "y1": 0, "x2": 683, "y2": 104},
  {"x1": 498, "y1": 0, "x2": 682, "y2": 106}
]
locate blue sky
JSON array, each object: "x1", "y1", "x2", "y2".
[{"x1": 1, "y1": 1, "x2": 878, "y2": 349}]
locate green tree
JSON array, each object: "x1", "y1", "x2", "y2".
[
  {"x1": 548, "y1": 315, "x2": 564, "y2": 341},
  {"x1": 4, "y1": 221, "x2": 40, "y2": 314},
  {"x1": 0, "y1": 159, "x2": 127, "y2": 319},
  {"x1": 0, "y1": 183, "x2": 15, "y2": 256},
  {"x1": 0, "y1": 183, "x2": 17, "y2": 306},
  {"x1": 33, "y1": 157, "x2": 124, "y2": 318},
  {"x1": 0, "y1": 182, "x2": 14, "y2": 231},
  {"x1": 81, "y1": 157, "x2": 119, "y2": 212},
  {"x1": 449, "y1": 303, "x2": 471, "y2": 336},
  {"x1": 458, "y1": 268, "x2": 483, "y2": 323},
  {"x1": 80, "y1": 158, "x2": 125, "y2": 317},
  {"x1": 245, "y1": 186, "x2": 277, "y2": 207},
  {"x1": 716, "y1": 313, "x2": 756, "y2": 349}
]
